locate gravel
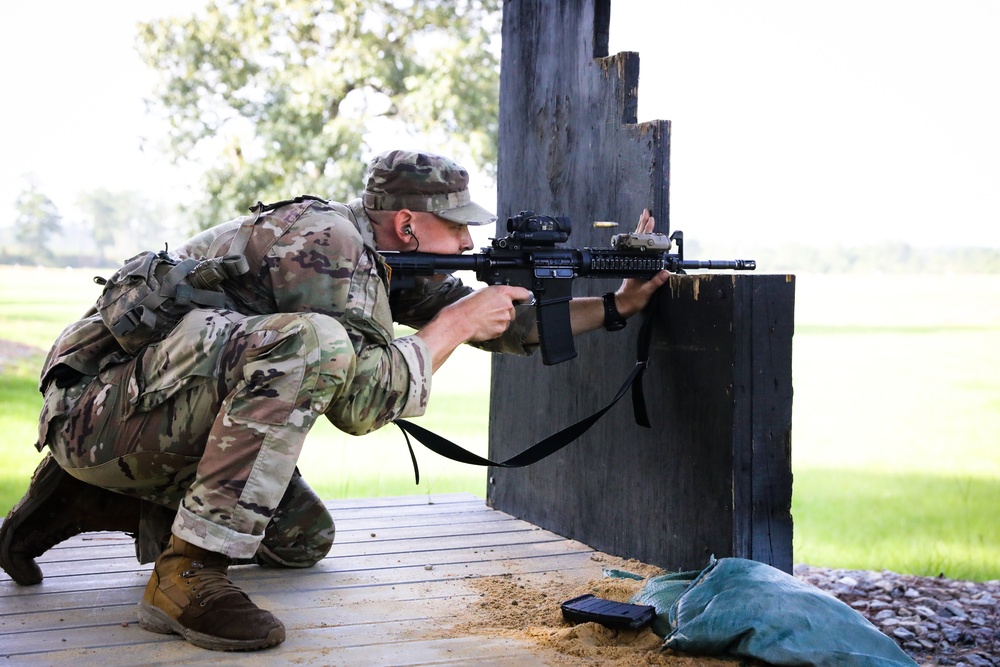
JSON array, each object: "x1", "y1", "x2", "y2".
[{"x1": 796, "y1": 565, "x2": 1000, "y2": 666}]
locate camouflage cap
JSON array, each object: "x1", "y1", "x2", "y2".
[{"x1": 362, "y1": 149, "x2": 495, "y2": 226}]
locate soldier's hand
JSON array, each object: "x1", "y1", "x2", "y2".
[
  {"x1": 447, "y1": 285, "x2": 533, "y2": 342},
  {"x1": 636, "y1": 208, "x2": 655, "y2": 235},
  {"x1": 615, "y1": 209, "x2": 670, "y2": 317},
  {"x1": 416, "y1": 285, "x2": 531, "y2": 372}
]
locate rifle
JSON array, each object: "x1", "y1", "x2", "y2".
[{"x1": 380, "y1": 211, "x2": 756, "y2": 366}]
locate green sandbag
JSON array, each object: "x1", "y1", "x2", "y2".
[{"x1": 629, "y1": 558, "x2": 918, "y2": 667}]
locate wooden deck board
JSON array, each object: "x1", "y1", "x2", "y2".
[{"x1": 1, "y1": 493, "x2": 626, "y2": 666}]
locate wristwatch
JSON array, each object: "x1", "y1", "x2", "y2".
[{"x1": 602, "y1": 292, "x2": 627, "y2": 331}]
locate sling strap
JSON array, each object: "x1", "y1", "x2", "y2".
[{"x1": 394, "y1": 300, "x2": 658, "y2": 484}]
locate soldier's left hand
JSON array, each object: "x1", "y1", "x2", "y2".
[{"x1": 614, "y1": 209, "x2": 670, "y2": 318}]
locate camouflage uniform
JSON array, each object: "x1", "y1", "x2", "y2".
[{"x1": 35, "y1": 151, "x2": 536, "y2": 566}]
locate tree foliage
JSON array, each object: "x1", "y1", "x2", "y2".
[
  {"x1": 76, "y1": 189, "x2": 170, "y2": 262},
  {"x1": 137, "y1": 0, "x2": 501, "y2": 230},
  {"x1": 13, "y1": 182, "x2": 62, "y2": 264}
]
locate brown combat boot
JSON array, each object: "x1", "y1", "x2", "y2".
[
  {"x1": 0, "y1": 453, "x2": 141, "y2": 585},
  {"x1": 138, "y1": 535, "x2": 285, "y2": 651}
]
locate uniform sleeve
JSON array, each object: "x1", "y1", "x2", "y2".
[
  {"x1": 391, "y1": 275, "x2": 540, "y2": 356},
  {"x1": 267, "y1": 207, "x2": 432, "y2": 434},
  {"x1": 474, "y1": 303, "x2": 539, "y2": 356}
]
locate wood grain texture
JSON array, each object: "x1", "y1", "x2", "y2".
[
  {"x1": 488, "y1": 1, "x2": 794, "y2": 573},
  {"x1": 0, "y1": 494, "x2": 621, "y2": 666}
]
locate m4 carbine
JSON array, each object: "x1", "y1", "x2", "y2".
[{"x1": 381, "y1": 211, "x2": 755, "y2": 365}]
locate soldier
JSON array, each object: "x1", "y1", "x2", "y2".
[{"x1": 0, "y1": 149, "x2": 668, "y2": 651}]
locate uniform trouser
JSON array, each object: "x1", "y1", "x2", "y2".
[{"x1": 44, "y1": 309, "x2": 357, "y2": 565}]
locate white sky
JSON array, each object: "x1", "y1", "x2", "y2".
[
  {"x1": 0, "y1": 2, "x2": 202, "y2": 218},
  {"x1": 1, "y1": 1, "x2": 997, "y2": 249},
  {"x1": 611, "y1": 0, "x2": 1000, "y2": 248}
]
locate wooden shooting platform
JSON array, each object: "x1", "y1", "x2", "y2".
[
  {"x1": 0, "y1": 494, "x2": 659, "y2": 667},
  {"x1": 2, "y1": 2, "x2": 795, "y2": 664}
]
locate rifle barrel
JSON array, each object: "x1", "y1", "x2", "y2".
[
  {"x1": 676, "y1": 259, "x2": 756, "y2": 271},
  {"x1": 380, "y1": 251, "x2": 757, "y2": 283}
]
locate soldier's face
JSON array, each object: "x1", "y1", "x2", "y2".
[{"x1": 409, "y1": 213, "x2": 475, "y2": 254}]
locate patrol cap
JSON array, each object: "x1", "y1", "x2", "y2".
[{"x1": 362, "y1": 149, "x2": 496, "y2": 226}]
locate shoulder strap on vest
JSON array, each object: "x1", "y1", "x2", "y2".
[{"x1": 194, "y1": 195, "x2": 327, "y2": 289}]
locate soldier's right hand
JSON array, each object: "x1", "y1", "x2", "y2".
[
  {"x1": 415, "y1": 285, "x2": 532, "y2": 372},
  {"x1": 445, "y1": 285, "x2": 533, "y2": 343}
]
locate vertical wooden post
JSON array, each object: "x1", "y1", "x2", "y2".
[{"x1": 487, "y1": 0, "x2": 795, "y2": 573}]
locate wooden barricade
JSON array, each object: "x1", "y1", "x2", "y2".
[{"x1": 486, "y1": 0, "x2": 795, "y2": 573}]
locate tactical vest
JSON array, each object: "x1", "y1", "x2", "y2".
[{"x1": 94, "y1": 196, "x2": 324, "y2": 355}]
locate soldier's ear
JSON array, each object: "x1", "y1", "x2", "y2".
[{"x1": 392, "y1": 210, "x2": 415, "y2": 243}]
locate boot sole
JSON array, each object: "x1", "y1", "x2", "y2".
[
  {"x1": 137, "y1": 601, "x2": 286, "y2": 651},
  {"x1": 0, "y1": 455, "x2": 66, "y2": 586}
]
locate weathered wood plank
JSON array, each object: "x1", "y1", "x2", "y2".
[
  {"x1": 742, "y1": 275, "x2": 796, "y2": 570},
  {"x1": 488, "y1": 1, "x2": 794, "y2": 574},
  {"x1": 3, "y1": 516, "x2": 571, "y2": 570},
  {"x1": 8, "y1": 634, "x2": 550, "y2": 667},
  {"x1": 23, "y1": 515, "x2": 544, "y2": 571},
  {"x1": 2, "y1": 530, "x2": 595, "y2": 610},
  {"x1": 0, "y1": 494, "x2": 637, "y2": 666},
  {"x1": 4, "y1": 577, "x2": 585, "y2": 661}
]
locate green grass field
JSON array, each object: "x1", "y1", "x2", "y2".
[{"x1": 1, "y1": 267, "x2": 998, "y2": 581}]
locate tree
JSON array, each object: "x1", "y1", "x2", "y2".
[
  {"x1": 77, "y1": 188, "x2": 171, "y2": 263},
  {"x1": 137, "y1": 0, "x2": 501, "y2": 231},
  {"x1": 14, "y1": 182, "x2": 62, "y2": 265}
]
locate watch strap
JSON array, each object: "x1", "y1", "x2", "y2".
[{"x1": 602, "y1": 292, "x2": 627, "y2": 331}]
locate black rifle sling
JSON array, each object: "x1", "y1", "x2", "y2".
[{"x1": 393, "y1": 301, "x2": 658, "y2": 484}]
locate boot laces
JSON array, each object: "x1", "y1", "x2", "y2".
[{"x1": 182, "y1": 560, "x2": 249, "y2": 607}]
